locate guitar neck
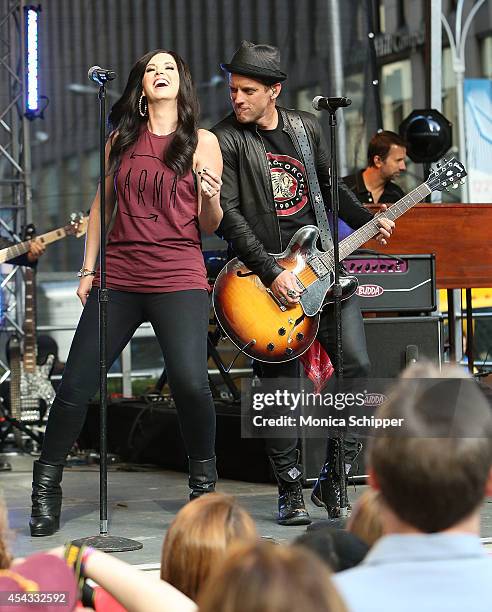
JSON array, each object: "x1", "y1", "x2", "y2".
[
  {"x1": 0, "y1": 225, "x2": 72, "y2": 264},
  {"x1": 337, "y1": 182, "x2": 432, "y2": 261},
  {"x1": 23, "y1": 267, "x2": 37, "y2": 373},
  {"x1": 9, "y1": 337, "x2": 22, "y2": 421}
]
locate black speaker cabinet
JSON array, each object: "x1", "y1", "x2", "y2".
[
  {"x1": 78, "y1": 398, "x2": 272, "y2": 483},
  {"x1": 301, "y1": 315, "x2": 444, "y2": 482},
  {"x1": 363, "y1": 315, "x2": 443, "y2": 377}
]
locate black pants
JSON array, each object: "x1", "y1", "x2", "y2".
[
  {"x1": 258, "y1": 295, "x2": 370, "y2": 472},
  {"x1": 40, "y1": 288, "x2": 216, "y2": 465}
]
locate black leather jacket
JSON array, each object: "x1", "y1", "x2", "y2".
[{"x1": 212, "y1": 107, "x2": 373, "y2": 286}]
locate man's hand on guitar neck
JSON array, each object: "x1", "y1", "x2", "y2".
[
  {"x1": 270, "y1": 270, "x2": 302, "y2": 306},
  {"x1": 26, "y1": 238, "x2": 46, "y2": 263},
  {"x1": 374, "y1": 203, "x2": 395, "y2": 247}
]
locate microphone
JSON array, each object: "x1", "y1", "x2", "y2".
[
  {"x1": 88, "y1": 65, "x2": 117, "y2": 85},
  {"x1": 312, "y1": 96, "x2": 352, "y2": 111}
]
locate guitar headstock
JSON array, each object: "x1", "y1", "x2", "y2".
[
  {"x1": 66, "y1": 212, "x2": 89, "y2": 238},
  {"x1": 426, "y1": 158, "x2": 467, "y2": 192}
]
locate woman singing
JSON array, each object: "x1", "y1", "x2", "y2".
[{"x1": 29, "y1": 50, "x2": 223, "y2": 536}]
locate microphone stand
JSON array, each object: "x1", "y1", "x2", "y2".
[
  {"x1": 72, "y1": 76, "x2": 142, "y2": 553},
  {"x1": 327, "y1": 104, "x2": 349, "y2": 521}
]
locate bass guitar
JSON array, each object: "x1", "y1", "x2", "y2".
[{"x1": 213, "y1": 158, "x2": 466, "y2": 363}]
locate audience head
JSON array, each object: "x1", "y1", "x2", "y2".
[
  {"x1": 0, "y1": 496, "x2": 12, "y2": 569},
  {"x1": 367, "y1": 130, "x2": 407, "y2": 180},
  {"x1": 198, "y1": 540, "x2": 347, "y2": 612},
  {"x1": 368, "y1": 362, "x2": 492, "y2": 532},
  {"x1": 295, "y1": 527, "x2": 368, "y2": 572},
  {"x1": 346, "y1": 489, "x2": 384, "y2": 547},
  {"x1": 0, "y1": 551, "x2": 78, "y2": 611},
  {"x1": 160, "y1": 493, "x2": 257, "y2": 601}
]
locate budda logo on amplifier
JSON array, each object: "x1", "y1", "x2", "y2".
[{"x1": 357, "y1": 284, "x2": 384, "y2": 298}]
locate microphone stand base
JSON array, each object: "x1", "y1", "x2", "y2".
[{"x1": 71, "y1": 534, "x2": 143, "y2": 553}]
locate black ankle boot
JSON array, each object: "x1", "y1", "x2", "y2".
[
  {"x1": 311, "y1": 439, "x2": 362, "y2": 518},
  {"x1": 188, "y1": 457, "x2": 217, "y2": 500},
  {"x1": 29, "y1": 460, "x2": 63, "y2": 537},
  {"x1": 270, "y1": 455, "x2": 311, "y2": 526},
  {"x1": 311, "y1": 439, "x2": 342, "y2": 518}
]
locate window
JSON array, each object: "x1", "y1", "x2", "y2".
[
  {"x1": 381, "y1": 60, "x2": 412, "y2": 132},
  {"x1": 442, "y1": 47, "x2": 457, "y2": 143},
  {"x1": 378, "y1": 1, "x2": 386, "y2": 33},
  {"x1": 481, "y1": 36, "x2": 492, "y2": 79}
]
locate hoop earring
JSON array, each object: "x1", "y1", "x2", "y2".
[{"x1": 138, "y1": 94, "x2": 147, "y2": 117}]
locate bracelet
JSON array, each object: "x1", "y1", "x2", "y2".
[
  {"x1": 80, "y1": 546, "x2": 96, "y2": 578},
  {"x1": 64, "y1": 543, "x2": 95, "y2": 590},
  {"x1": 77, "y1": 267, "x2": 96, "y2": 278}
]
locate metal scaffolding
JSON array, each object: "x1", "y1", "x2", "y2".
[{"x1": 0, "y1": 0, "x2": 32, "y2": 345}]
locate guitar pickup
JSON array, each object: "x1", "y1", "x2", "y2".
[
  {"x1": 266, "y1": 288, "x2": 287, "y2": 311},
  {"x1": 307, "y1": 256, "x2": 330, "y2": 278}
]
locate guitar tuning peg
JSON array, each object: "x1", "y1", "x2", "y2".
[
  {"x1": 442, "y1": 157, "x2": 447, "y2": 163},
  {"x1": 441, "y1": 181, "x2": 447, "y2": 187},
  {"x1": 460, "y1": 178, "x2": 466, "y2": 185}
]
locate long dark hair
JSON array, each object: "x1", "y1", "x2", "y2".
[{"x1": 108, "y1": 49, "x2": 199, "y2": 176}]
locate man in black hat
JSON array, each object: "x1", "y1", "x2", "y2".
[{"x1": 212, "y1": 41, "x2": 394, "y2": 526}]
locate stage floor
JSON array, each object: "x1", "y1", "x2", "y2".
[{"x1": 3, "y1": 454, "x2": 492, "y2": 567}]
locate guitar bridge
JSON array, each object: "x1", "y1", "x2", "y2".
[{"x1": 307, "y1": 256, "x2": 329, "y2": 279}]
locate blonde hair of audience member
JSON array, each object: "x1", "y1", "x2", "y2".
[
  {"x1": 0, "y1": 497, "x2": 12, "y2": 569},
  {"x1": 161, "y1": 493, "x2": 258, "y2": 601},
  {"x1": 198, "y1": 541, "x2": 348, "y2": 612},
  {"x1": 346, "y1": 489, "x2": 383, "y2": 547}
]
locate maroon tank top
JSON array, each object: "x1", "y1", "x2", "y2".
[{"x1": 94, "y1": 126, "x2": 209, "y2": 293}]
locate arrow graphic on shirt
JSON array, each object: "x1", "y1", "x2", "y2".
[
  {"x1": 130, "y1": 152, "x2": 166, "y2": 165},
  {"x1": 121, "y1": 211, "x2": 159, "y2": 222}
]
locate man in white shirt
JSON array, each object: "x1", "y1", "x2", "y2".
[{"x1": 334, "y1": 363, "x2": 492, "y2": 612}]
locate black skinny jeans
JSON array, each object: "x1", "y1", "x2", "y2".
[
  {"x1": 40, "y1": 288, "x2": 216, "y2": 465},
  {"x1": 259, "y1": 295, "x2": 370, "y2": 472}
]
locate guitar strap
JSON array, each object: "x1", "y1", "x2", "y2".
[{"x1": 283, "y1": 110, "x2": 334, "y2": 252}]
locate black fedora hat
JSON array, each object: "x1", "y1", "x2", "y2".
[{"x1": 221, "y1": 40, "x2": 287, "y2": 83}]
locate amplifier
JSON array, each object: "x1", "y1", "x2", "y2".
[
  {"x1": 343, "y1": 253, "x2": 436, "y2": 312},
  {"x1": 301, "y1": 315, "x2": 444, "y2": 482}
]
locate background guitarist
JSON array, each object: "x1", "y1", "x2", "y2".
[
  {"x1": 0, "y1": 235, "x2": 45, "y2": 266},
  {"x1": 212, "y1": 41, "x2": 395, "y2": 526},
  {"x1": 0, "y1": 233, "x2": 45, "y2": 470}
]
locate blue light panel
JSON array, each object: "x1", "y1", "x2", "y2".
[{"x1": 25, "y1": 6, "x2": 40, "y2": 116}]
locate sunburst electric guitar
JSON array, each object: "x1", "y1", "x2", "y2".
[{"x1": 213, "y1": 158, "x2": 467, "y2": 363}]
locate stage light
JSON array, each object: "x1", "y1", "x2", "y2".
[{"x1": 24, "y1": 5, "x2": 41, "y2": 119}]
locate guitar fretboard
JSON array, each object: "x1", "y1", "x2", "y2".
[
  {"x1": 23, "y1": 268, "x2": 37, "y2": 374},
  {"x1": 0, "y1": 227, "x2": 70, "y2": 264},
  {"x1": 320, "y1": 183, "x2": 432, "y2": 267}
]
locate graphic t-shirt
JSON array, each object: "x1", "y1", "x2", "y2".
[
  {"x1": 93, "y1": 126, "x2": 209, "y2": 293},
  {"x1": 258, "y1": 114, "x2": 317, "y2": 250}
]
